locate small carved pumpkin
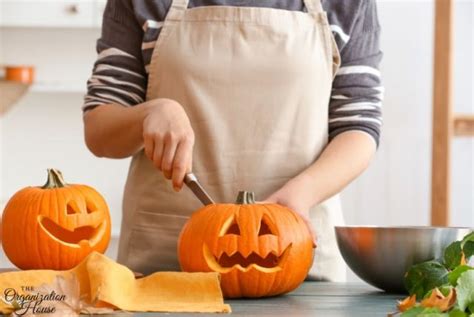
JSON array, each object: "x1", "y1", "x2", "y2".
[
  {"x1": 1, "y1": 169, "x2": 111, "y2": 270},
  {"x1": 178, "y1": 191, "x2": 314, "y2": 298}
]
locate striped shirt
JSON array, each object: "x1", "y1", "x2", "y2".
[{"x1": 84, "y1": 0, "x2": 384, "y2": 145}]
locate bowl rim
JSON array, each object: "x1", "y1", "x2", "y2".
[{"x1": 335, "y1": 225, "x2": 473, "y2": 230}]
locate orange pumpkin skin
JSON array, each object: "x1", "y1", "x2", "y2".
[
  {"x1": 1, "y1": 169, "x2": 111, "y2": 270},
  {"x1": 178, "y1": 192, "x2": 314, "y2": 298}
]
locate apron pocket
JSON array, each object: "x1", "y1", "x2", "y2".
[{"x1": 126, "y1": 211, "x2": 189, "y2": 274}]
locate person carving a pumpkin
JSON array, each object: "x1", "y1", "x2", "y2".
[{"x1": 83, "y1": 0, "x2": 383, "y2": 282}]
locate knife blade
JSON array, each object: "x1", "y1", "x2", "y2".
[{"x1": 184, "y1": 173, "x2": 215, "y2": 205}]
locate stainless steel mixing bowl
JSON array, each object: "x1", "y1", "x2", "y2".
[{"x1": 335, "y1": 226, "x2": 473, "y2": 293}]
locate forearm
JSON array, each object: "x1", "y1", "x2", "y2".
[
  {"x1": 293, "y1": 131, "x2": 377, "y2": 208},
  {"x1": 83, "y1": 102, "x2": 152, "y2": 158}
]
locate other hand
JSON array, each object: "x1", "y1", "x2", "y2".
[{"x1": 263, "y1": 177, "x2": 317, "y2": 248}]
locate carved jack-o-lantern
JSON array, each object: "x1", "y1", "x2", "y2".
[
  {"x1": 1, "y1": 169, "x2": 111, "y2": 270},
  {"x1": 178, "y1": 191, "x2": 314, "y2": 298}
]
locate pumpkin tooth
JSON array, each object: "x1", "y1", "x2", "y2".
[
  {"x1": 88, "y1": 221, "x2": 108, "y2": 246},
  {"x1": 219, "y1": 249, "x2": 239, "y2": 258},
  {"x1": 237, "y1": 247, "x2": 255, "y2": 259},
  {"x1": 215, "y1": 249, "x2": 225, "y2": 259},
  {"x1": 258, "y1": 248, "x2": 278, "y2": 259},
  {"x1": 203, "y1": 244, "x2": 234, "y2": 274}
]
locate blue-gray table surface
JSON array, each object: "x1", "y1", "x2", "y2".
[
  {"x1": 104, "y1": 282, "x2": 404, "y2": 317},
  {"x1": 0, "y1": 267, "x2": 403, "y2": 317}
]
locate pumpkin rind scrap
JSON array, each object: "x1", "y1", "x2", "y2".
[
  {"x1": 178, "y1": 191, "x2": 314, "y2": 298},
  {"x1": 1, "y1": 169, "x2": 111, "y2": 270}
]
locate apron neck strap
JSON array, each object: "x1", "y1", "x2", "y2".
[
  {"x1": 303, "y1": 0, "x2": 324, "y2": 14},
  {"x1": 167, "y1": 0, "x2": 323, "y2": 19},
  {"x1": 166, "y1": 0, "x2": 189, "y2": 21}
]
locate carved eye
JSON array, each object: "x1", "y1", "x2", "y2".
[
  {"x1": 226, "y1": 222, "x2": 241, "y2": 235},
  {"x1": 219, "y1": 215, "x2": 241, "y2": 236},
  {"x1": 85, "y1": 200, "x2": 97, "y2": 214},
  {"x1": 66, "y1": 201, "x2": 79, "y2": 215},
  {"x1": 258, "y1": 215, "x2": 276, "y2": 236}
]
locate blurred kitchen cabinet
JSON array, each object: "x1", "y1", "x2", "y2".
[{"x1": 0, "y1": 0, "x2": 106, "y2": 28}]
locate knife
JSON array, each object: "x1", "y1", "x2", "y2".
[{"x1": 184, "y1": 173, "x2": 215, "y2": 205}]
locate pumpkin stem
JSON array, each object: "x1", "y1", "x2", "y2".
[
  {"x1": 236, "y1": 191, "x2": 256, "y2": 204},
  {"x1": 42, "y1": 169, "x2": 67, "y2": 189}
]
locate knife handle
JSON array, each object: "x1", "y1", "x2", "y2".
[
  {"x1": 184, "y1": 173, "x2": 197, "y2": 184},
  {"x1": 184, "y1": 173, "x2": 215, "y2": 205}
]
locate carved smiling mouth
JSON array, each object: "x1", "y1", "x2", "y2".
[
  {"x1": 38, "y1": 216, "x2": 107, "y2": 248},
  {"x1": 203, "y1": 244, "x2": 292, "y2": 273}
]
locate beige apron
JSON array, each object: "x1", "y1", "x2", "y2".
[{"x1": 117, "y1": 0, "x2": 347, "y2": 282}]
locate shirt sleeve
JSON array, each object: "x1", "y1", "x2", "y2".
[
  {"x1": 83, "y1": 0, "x2": 147, "y2": 112},
  {"x1": 328, "y1": 0, "x2": 384, "y2": 146}
]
